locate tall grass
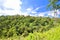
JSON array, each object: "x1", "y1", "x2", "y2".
[{"x1": 1, "y1": 25, "x2": 60, "y2": 40}]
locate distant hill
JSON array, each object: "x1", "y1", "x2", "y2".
[{"x1": 0, "y1": 15, "x2": 60, "y2": 40}]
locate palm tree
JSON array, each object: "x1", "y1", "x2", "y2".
[
  {"x1": 47, "y1": 0, "x2": 60, "y2": 18},
  {"x1": 47, "y1": 0, "x2": 60, "y2": 24}
]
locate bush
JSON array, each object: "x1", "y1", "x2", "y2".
[{"x1": 25, "y1": 25, "x2": 60, "y2": 40}]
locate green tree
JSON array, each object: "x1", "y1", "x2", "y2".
[{"x1": 47, "y1": 0, "x2": 60, "y2": 17}]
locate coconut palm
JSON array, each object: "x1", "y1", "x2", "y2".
[{"x1": 47, "y1": 0, "x2": 60, "y2": 18}]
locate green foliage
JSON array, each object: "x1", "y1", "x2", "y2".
[
  {"x1": 47, "y1": 0, "x2": 60, "y2": 10},
  {"x1": 0, "y1": 15, "x2": 60, "y2": 40},
  {"x1": 25, "y1": 25, "x2": 60, "y2": 40}
]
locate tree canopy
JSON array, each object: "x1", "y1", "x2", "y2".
[
  {"x1": 48, "y1": 0, "x2": 60, "y2": 10},
  {"x1": 0, "y1": 15, "x2": 59, "y2": 38}
]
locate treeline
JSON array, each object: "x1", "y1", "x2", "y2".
[{"x1": 0, "y1": 15, "x2": 60, "y2": 38}]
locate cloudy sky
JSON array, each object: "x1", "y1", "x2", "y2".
[{"x1": 0, "y1": 0, "x2": 60, "y2": 17}]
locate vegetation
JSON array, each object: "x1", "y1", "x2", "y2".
[
  {"x1": 25, "y1": 25, "x2": 60, "y2": 40},
  {"x1": 48, "y1": 0, "x2": 60, "y2": 10},
  {"x1": 47, "y1": 0, "x2": 60, "y2": 17},
  {"x1": 0, "y1": 15, "x2": 60, "y2": 40},
  {"x1": 0, "y1": 0, "x2": 60, "y2": 40}
]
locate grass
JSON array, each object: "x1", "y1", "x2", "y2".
[
  {"x1": 25, "y1": 25, "x2": 60, "y2": 40},
  {"x1": 1, "y1": 25, "x2": 60, "y2": 40}
]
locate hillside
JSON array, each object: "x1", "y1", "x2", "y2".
[{"x1": 0, "y1": 15, "x2": 60, "y2": 40}]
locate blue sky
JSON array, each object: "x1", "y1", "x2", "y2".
[
  {"x1": 0, "y1": 0, "x2": 60, "y2": 17},
  {"x1": 21, "y1": 0, "x2": 49, "y2": 12}
]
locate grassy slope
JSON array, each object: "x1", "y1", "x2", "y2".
[
  {"x1": 0, "y1": 15, "x2": 60, "y2": 40},
  {"x1": 25, "y1": 25, "x2": 60, "y2": 40},
  {"x1": 1, "y1": 25, "x2": 60, "y2": 40}
]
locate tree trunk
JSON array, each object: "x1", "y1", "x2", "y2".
[{"x1": 53, "y1": 9, "x2": 57, "y2": 24}]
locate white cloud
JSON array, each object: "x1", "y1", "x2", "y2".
[
  {"x1": 4, "y1": 0, "x2": 20, "y2": 9},
  {"x1": 25, "y1": 7, "x2": 60, "y2": 17},
  {"x1": 38, "y1": 13, "x2": 45, "y2": 17},
  {"x1": 34, "y1": 7, "x2": 40, "y2": 10},
  {"x1": 26, "y1": 8, "x2": 33, "y2": 11},
  {"x1": 25, "y1": 6, "x2": 60, "y2": 17},
  {"x1": 31, "y1": 7, "x2": 45, "y2": 14},
  {"x1": 26, "y1": 7, "x2": 39, "y2": 14},
  {"x1": 0, "y1": 0, "x2": 60, "y2": 17},
  {"x1": 21, "y1": 12, "x2": 29, "y2": 16},
  {"x1": 38, "y1": 10, "x2": 60, "y2": 17},
  {"x1": 0, "y1": 0, "x2": 5, "y2": 5},
  {"x1": 0, "y1": 0, "x2": 22, "y2": 15},
  {"x1": 31, "y1": 11, "x2": 37, "y2": 13},
  {"x1": 38, "y1": 11, "x2": 53, "y2": 17}
]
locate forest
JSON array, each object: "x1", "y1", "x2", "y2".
[
  {"x1": 0, "y1": 0, "x2": 60, "y2": 40},
  {"x1": 0, "y1": 15, "x2": 60, "y2": 40}
]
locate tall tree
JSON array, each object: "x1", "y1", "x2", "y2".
[{"x1": 47, "y1": 0, "x2": 60, "y2": 17}]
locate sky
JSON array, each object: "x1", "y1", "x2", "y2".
[{"x1": 0, "y1": 0, "x2": 60, "y2": 17}]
